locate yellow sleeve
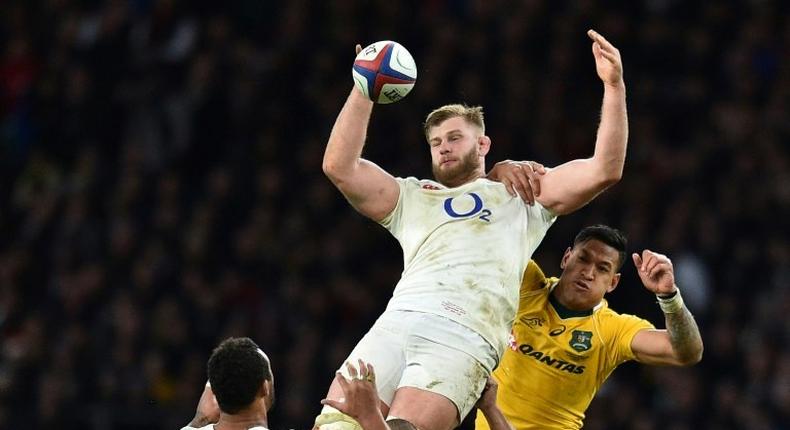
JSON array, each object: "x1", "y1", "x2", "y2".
[
  {"x1": 608, "y1": 313, "x2": 656, "y2": 365},
  {"x1": 515, "y1": 261, "x2": 552, "y2": 317},
  {"x1": 519, "y1": 260, "x2": 548, "y2": 294}
]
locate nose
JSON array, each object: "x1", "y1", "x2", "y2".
[
  {"x1": 580, "y1": 265, "x2": 594, "y2": 280},
  {"x1": 438, "y1": 140, "x2": 451, "y2": 154}
]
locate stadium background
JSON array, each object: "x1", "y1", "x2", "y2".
[{"x1": 1, "y1": 1, "x2": 788, "y2": 429}]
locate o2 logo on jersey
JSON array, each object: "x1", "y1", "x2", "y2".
[{"x1": 443, "y1": 192, "x2": 492, "y2": 222}]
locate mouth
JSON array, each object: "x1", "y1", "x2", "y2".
[
  {"x1": 574, "y1": 281, "x2": 590, "y2": 290},
  {"x1": 440, "y1": 159, "x2": 457, "y2": 167}
]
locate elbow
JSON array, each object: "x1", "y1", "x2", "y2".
[
  {"x1": 590, "y1": 157, "x2": 624, "y2": 189},
  {"x1": 322, "y1": 157, "x2": 337, "y2": 178},
  {"x1": 322, "y1": 156, "x2": 356, "y2": 192},
  {"x1": 690, "y1": 345, "x2": 704, "y2": 365},
  {"x1": 595, "y1": 147, "x2": 625, "y2": 183},
  {"x1": 605, "y1": 168, "x2": 623, "y2": 185},
  {"x1": 677, "y1": 346, "x2": 704, "y2": 366},
  {"x1": 600, "y1": 165, "x2": 623, "y2": 187},
  {"x1": 322, "y1": 156, "x2": 346, "y2": 183},
  {"x1": 584, "y1": 170, "x2": 620, "y2": 200}
]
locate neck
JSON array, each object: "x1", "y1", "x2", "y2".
[
  {"x1": 214, "y1": 407, "x2": 268, "y2": 430},
  {"x1": 440, "y1": 167, "x2": 485, "y2": 188}
]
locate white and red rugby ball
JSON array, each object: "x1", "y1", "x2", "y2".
[{"x1": 352, "y1": 41, "x2": 417, "y2": 104}]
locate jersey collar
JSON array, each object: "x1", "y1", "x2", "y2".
[{"x1": 548, "y1": 281, "x2": 602, "y2": 319}]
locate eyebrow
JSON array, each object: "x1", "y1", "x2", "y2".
[
  {"x1": 581, "y1": 250, "x2": 614, "y2": 269},
  {"x1": 429, "y1": 129, "x2": 463, "y2": 143}
]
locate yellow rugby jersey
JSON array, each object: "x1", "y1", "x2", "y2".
[{"x1": 475, "y1": 261, "x2": 654, "y2": 430}]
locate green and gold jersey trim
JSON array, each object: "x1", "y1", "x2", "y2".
[{"x1": 548, "y1": 289, "x2": 593, "y2": 319}]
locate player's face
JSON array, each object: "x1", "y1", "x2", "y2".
[
  {"x1": 557, "y1": 239, "x2": 621, "y2": 310},
  {"x1": 428, "y1": 117, "x2": 488, "y2": 187}
]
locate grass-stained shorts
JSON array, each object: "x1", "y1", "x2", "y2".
[{"x1": 336, "y1": 310, "x2": 498, "y2": 420}]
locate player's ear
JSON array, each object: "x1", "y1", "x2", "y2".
[
  {"x1": 607, "y1": 273, "x2": 621, "y2": 293},
  {"x1": 260, "y1": 379, "x2": 275, "y2": 410},
  {"x1": 560, "y1": 247, "x2": 572, "y2": 269},
  {"x1": 478, "y1": 135, "x2": 491, "y2": 156}
]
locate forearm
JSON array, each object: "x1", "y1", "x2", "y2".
[
  {"x1": 187, "y1": 413, "x2": 214, "y2": 428},
  {"x1": 663, "y1": 303, "x2": 704, "y2": 365},
  {"x1": 534, "y1": 82, "x2": 627, "y2": 214},
  {"x1": 323, "y1": 88, "x2": 375, "y2": 178},
  {"x1": 480, "y1": 405, "x2": 515, "y2": 430},
  {"x1": 592, "y1": 82, "x2": 628, "y2": 182}
]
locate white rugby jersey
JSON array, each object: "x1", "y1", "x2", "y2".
[{"x1": 380, "y1": 177, "x2": 556, "y2": 356}]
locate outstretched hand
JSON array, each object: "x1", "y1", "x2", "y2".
[
  {"x1": 632, "y1": 250, "x2": 677, "y2": 295},
  {"x1": 587, "y1": 30, "x2": 623, "y2": 86},
  {"x1": 487, "y1": 160, "x2": 546, "y2": 205}
]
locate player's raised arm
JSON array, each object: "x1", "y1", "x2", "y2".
[
  {"x1": 185, "y1": 383, "x2": 220, "y2": 429},
  {"x1": 535, "y1": 30, "x2": 628, "y2": 215},
  {"x1": 629, "y1": 250, "x2": 704, "y2": 366},
  {"x1": 322, "y1": 45, "x2": 400, "y2": 222}
]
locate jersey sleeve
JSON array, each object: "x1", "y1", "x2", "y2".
[
  {"x1": 608, "y1": 312, "x2": 656, "y2": 365},
  {"x1": 378, "y1": 177, "x2": 414, "y2": 236},
  {"x1": 517, "y1": 262, "x2": 555, "y2": 316},
  {"x1": 520, "y1": 260, "x2": 548, "y2": 294},
  {"x1": 522, "y1": 201, "x2": 558, "y2": 257}
]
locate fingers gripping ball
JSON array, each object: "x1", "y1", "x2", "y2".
[{"x1": 352, "y1": 41, "x2": 417, "y2": 104}]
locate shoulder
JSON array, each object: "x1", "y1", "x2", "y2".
[
  {"x1": 524, "y1": 260, "x2": 547, "y2": 286},
  {"x1": 520, "y1": 261, "x2": 554, "y2": 295},
  {"x1": 471, "y1": 178, "x2": 510, "y2": 194},
  {"x1": 596, "y1": 302, "x2": 639, "y2": 320},
  {"x1": 595, "y1": 303, "x2": 654, "y2": 334},
  {"x1": 595, "y1": 302, "x2": 630, "y2": 322},
  {"x1": 396, "y1": 176, "x2": 445, "y2": 191}
]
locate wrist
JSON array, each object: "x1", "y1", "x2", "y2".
[
  {"x1": 350, "y1": 86, "x2": 374, "y2": 105},
  {"x1": 604, "y1": 80, "x2": 625, "y2": 91},
  {"x1": 358, "y1": 413, "x2": 388, "y2": 430},
  {"x1": 656, "y1": 288, "x2": 683, "y2": 313},
  {"x1": 479, "y1": 402, "x2": 500, "y2": 416}
]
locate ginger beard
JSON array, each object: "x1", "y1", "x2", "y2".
[{"x1": 432, "y1": 144, "x2": 481, "y2": 187}]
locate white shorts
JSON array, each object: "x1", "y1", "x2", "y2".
[{"x1": 337, "y1": 310, "x2": 498, "y2": 420}]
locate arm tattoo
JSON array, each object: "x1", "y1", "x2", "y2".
[
  {"x1": 664, "y1": 306, "x2": 703, "y2": 363},
  {"x1": 189, "y1": 413, "x2": 214, "y2": 428}
]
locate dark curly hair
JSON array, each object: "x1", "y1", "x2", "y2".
[{"x1": 208, "y1": 337, "x2": 272, "y2": 414}]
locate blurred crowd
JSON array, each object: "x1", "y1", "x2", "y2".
[{"x1": 1, "y1": 1, "x2": 788, "y2": 429}]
